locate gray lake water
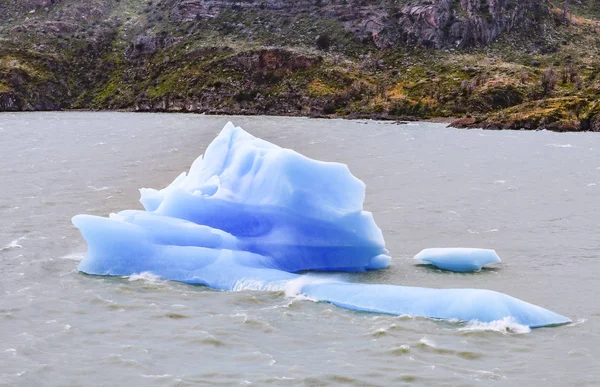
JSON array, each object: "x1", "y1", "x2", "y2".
[{"x1": 1, "y1": 112, "x2": 599, "y2": 386}]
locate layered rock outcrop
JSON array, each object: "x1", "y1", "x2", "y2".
[
  {"x1": 166, "y1": 0, "x2": 549, "y2": 48},
  {"x1": 395, "y1": 0, "x2": 549, "y2": 48}
]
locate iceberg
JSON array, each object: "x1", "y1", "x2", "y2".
[
  {"x1": 414, "y1": 248, "x2": 501, "y2": 272},
  {"x1": 73, "y1": 122, "x2": 570, "y2": 328}
]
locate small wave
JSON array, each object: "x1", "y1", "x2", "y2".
[
  {"x1": 418, "y1": 337, "x2": 437, "y2": 348},
  {"x1": 546, "y1": 143, "x2": 573, "y2": 148},
  {"x1": 473, "y1": 370, "x2": 506, "y2": 381},
  {"x1": 394, "y1": 314, "x2": 415, "y2": 321},
  {"x1": 459, "y1": 317, "x2": 530, "y2": 334},
  {"x1": 389, "y1": 344, "x2": 411, "y2": 355},
  {"x1": 493, "y1": 180, "x2": 506, "y2": 184},
  {"x1": 369, "y1": 327, "x2": 389, "y2": 337},
  {"x1": 1, "y1": 236, "x2": 26, "y2": 251},
  {"x1": 105, "y1": 354, "x2": 144, "y2": 368}
]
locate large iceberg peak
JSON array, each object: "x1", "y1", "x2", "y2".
[{"x1": 81, "y1": 122, "x2": 389, "y2": 276}]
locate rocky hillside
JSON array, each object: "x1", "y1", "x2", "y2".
[{"x1": 1, "y1": 0, "x2": 600, "y2": 131}]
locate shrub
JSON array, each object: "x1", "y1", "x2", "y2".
[{"x1": 315, "y1": 33, "x2": 331, "y2": 51}]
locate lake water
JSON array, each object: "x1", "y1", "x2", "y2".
[{"x1": 1, "y1": 112, "x2": 599, "y2": 386}]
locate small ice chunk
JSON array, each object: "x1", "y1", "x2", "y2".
[{"x1": 414, "y1": 248, "x2": 501, "y2": 272}]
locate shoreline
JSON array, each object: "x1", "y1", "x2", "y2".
[
  {"x1": 0, "y1": 107, "x2": 434, "y2": 124},
  {"x1": 3, "y1": 107, "x2": 600, "y2": 132}
]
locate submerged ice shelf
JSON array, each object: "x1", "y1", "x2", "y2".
[{"x1": 73, "y1": 122, "x2": 570, "y2": 328}]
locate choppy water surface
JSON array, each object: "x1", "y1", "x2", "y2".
[{"x1": 1, "y1": 112, "x2": 599, "y2": 386}]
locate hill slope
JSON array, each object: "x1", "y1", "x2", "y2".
[{"x1": 1, "y1": 0, "x2": 599, "y2": 131}]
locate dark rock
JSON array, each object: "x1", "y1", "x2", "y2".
[
  {"x1": 0, "y1": 93, "x2": 23, "y2": 111},
  {"x1": 395, "y1": 0, "x2": 549, "y2": 48},
  {"x1": 450, "y1": 117, "x2": 478, "y2": 128},
  {"x1": 128, "y1": 35, "x2": 159, "y2": 56}
]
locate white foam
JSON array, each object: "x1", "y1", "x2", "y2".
[
  {"x1": 284, "y1": 275, "x2": 341, "y2": 298},
  {"x1": 459, "y1": 317, "x2": 531, "y2": 334},
  {"x1": 142, "y1": 374, "x2": 172, "y2": 379},
  {"x1": 87, "y1": 185, "x2": 110, "y2": 191},
  {"x1": 566, "y1": 318, "x2": 587, "y2": 327},
  {"x1": 473, "y1": 370, "x2": 506, "y2": 381},
  {"x1": 546, "y1": 143, "x2": 573, "y2": 148},
  {"x1": 1, "y1": 236, "x2": 26, "y2": 250},
  {"x1": 232, "y1": 279, "x2": 287, "y2": 292},
  {"x1": 59, "y1": 252, "x2": 84, "y2": 261},
  {"x1": 292, "y1": 293, "x2": 319, "y2": 302},
  {"x1": 128, "y1": 272, "x2": 162, "y2": 283}
]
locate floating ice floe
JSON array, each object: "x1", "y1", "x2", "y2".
[
  {"x1": 414, "y1": 248, "x2": 501, "y2": 272},
  {"x1": 73, "y1": 122, "x2": 570, "y2": 328}
]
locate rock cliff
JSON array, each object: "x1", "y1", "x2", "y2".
[{"x1": 165, "y1": 0, "x2": 549, "y2": 48}]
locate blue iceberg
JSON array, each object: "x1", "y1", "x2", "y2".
[
  {"x1": 73, "y1": 122, "x2": 570, "y2": 328},
  {"x1": 414, "y1": 248, "x2": 501, "y2": 272}
]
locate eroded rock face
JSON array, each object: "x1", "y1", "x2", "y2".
[
  {"x1": 222, "y1": 49, "x2": 322, "y2": 74},
  {"x1": 395, "y1": 0, "x2": 549, "y2": 48},
  {"x1": 0, "y1": 93, "x2": 21, "y2": 111},
  {"x1": 126, "y1": 33, "x2": 181, "y2": 58},
  {"x1": 11, "y1": 21, "x2": 78, "y2": 34},
  {"x1": 165, "y1": 0, "x2": 548, "y2": 48},
  {"x1": 170, "y1": 0, "x2": 219, "y2": 22}
]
